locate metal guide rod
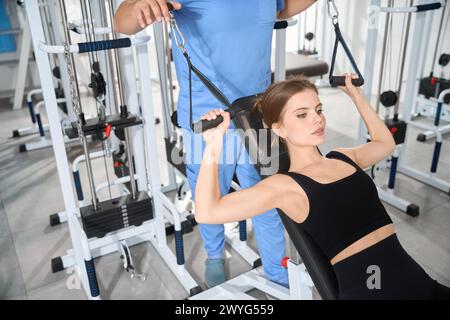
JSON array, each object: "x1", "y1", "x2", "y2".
[
  {"x1": 375, "y1": 0, "x2": 393, "y2": 114},
  {"x1": 59, "y1": 0, "x2": 99, "y2": 210},
  {"x1": 394, "y1": 0, "x2": 413, "y2": 116},
  {"x1": 107, "y1": 0, "x2": 137, "y2": 200}
]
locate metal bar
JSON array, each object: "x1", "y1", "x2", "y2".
[
  {"x1": 393, "y1": 0, "x2": 413, "y2": 116},
  {"x1": 25, "y1": 0, "x2": 93, "y2": 299},
  {"x1": 60, "y1": 0, "x2": 99, "y2": 210},
  {"x1": 375, "y1": 0, "x2": 393, "y2": 113}
]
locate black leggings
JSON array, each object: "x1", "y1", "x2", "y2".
[{"x1": 332, "y1": 234, "x2": 450, "y2": 300}]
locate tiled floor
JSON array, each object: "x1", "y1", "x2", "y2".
[{"x1": 1, "y1": 83, "x2": 449, "y2": 300}]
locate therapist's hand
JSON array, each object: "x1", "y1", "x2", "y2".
[{"x1": 133, "y1": 0, "x2": 181, "y2": 27}]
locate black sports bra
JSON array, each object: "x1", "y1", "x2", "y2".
[{"x1": 282, "y1": 150, "x2": 393, "y2": 261}]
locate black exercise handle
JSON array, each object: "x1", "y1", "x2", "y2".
[
  {"x1": 330, "y1": 76, "x2": 364, "y2": 87},
  {"x1": 416, "y1": 2, "x2": 441, "y2": 12},
  {"x1": 167, "y1": 2, "x2": 174, "y2": 12},
  {"x1": 329, "y1": 22, "x2": 364, "y2": 87},
  {"x1": 192, "y1": 108, "x2": 239, "y2": 133},
  {"x1": 192, "y1": 115, "x2": 224, "y2": 134},
  {"x1": 78, "y1": 38, "x2": 131, "y2": 53},
  {"x1": 191, "y1": 94, "x2": 261, "y2": 134}
]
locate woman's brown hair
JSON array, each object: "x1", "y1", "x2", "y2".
[{"x1": 253, "y1": 76, "x2": 318, "y2": 129}]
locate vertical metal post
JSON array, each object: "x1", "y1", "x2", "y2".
[
  {"x1": 25, "y1": 0, "x2": 95, "y2": 299},
  {"x1": 359, "y1": 0, "x2": 381, "y2": 144},
  {"x1": 274, "y1": 25, "x2": 287, "y2": 82},
  {"x1": 393, "y1": 0, "x2": 413, "y2": 116},
  {"x1": 108, "y1": 0, "x2": 137, "y2": 199},
  {"x1": 154, "y1": 22, "x2": 178, "y2": 190},
  {"x1": 374, "y1": 0, "x2": 392, "y2": 114},
  {"x1": 60, "y1": 0, "x2": 99, "y2": 210}
]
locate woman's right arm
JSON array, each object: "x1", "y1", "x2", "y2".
[
  {"x1": 114, "y1": 0, "x2": 181, "y2": 35},
  {"x1": 194, "y1": 110, "x2": 299, "y2": 224}
]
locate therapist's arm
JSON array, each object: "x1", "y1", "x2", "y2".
[
  {"x1": 278, "y1": 0, "x2": 317, "y2": 19},
  {"x1": 114, "y1": 0, "x2": 181, "y2": 35}
]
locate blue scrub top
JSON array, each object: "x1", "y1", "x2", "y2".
[{"x1": 171, "y1": 0, "x2": 285, "y2": 129}]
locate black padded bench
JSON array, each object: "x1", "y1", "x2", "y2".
[{"x1": 272, "y1": 52, "x2": 329, "y2": 81}]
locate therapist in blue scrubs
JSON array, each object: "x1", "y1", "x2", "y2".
[{"x1": 114, "y1": 0, "x2": 317, "y2": 288}]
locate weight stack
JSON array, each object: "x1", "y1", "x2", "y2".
[{"x1": 80, "y1": 191, "x2": 153, "y2": 239}]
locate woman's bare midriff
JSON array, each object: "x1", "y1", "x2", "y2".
[{"x1": 330, "y1": 224, "x2": 396, "y2": 266}]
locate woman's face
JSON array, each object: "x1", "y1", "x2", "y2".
[{"x1": 272, "y1": 89, "x2": 326, "y2": 147}]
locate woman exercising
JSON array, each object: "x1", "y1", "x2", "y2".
[{"x1": 194, "y1": 74, "x2": 450, "y2": 299}]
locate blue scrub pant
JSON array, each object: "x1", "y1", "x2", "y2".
[{"x1": 182, "y1": 127, "x2": 288, "y2": 287}]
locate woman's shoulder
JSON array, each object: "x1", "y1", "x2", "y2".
[
  {"x1": 327, "y1": 147, "x2": 358, "y2": 162},
  {"x1": 266, "y1": 174, "x2": 309, "y2": 223},
  {"x1": 264, "y1": 173, "x2": 306, "y2": 194}
]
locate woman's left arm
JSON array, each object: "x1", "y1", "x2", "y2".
[
  {"x1": 278, "y1": 0, "x2": 317, "y2": 20},
  {"x1": 336, "y1": 74, "x2": 396, "y2": 169}
]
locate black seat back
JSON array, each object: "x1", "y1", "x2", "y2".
[{"x1": 278, "y1": 211, "x2": 339, "y2": 300}]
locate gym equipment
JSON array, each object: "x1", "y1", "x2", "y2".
[
  {"x1": 25, "y1": 0, "x2": 201, "y2": 299},
  {"x1": 277, "y1": 52, "x2": 329, "y2": 80},
  {"x1": 13, "y1": 1, "x2": 82, "y2": 153},
  {"x1": 273, "y1": 18, "x2": 299, "y2": 83},
  {"x1": 414, "y1": 0, "x2": 450, "y2": 141},
  {"x1": 419, "y1": 76, "x2": 450, "y2": 104},
  {"x1": 365, "y1": 0, "x2": 420, "y2": 217},
  {"x1": 297, "y1": 0, "x2": 319, "y2": 56},
  {"x1": 272, "y1": 5, "x2": 329, "y2": 84},
  {"x1": 361, "y1": 0, "x2": 449, "y2": 209},
  {"x1": 380, "y1": 90, "x2": 398, "y2": 107},
  {"x1": 415, "y1": 73, "x2": 450, "y2": 141},
  {"x1": 80, "y1": 191, "x2": 153, "y2": 239},
  {"x1": 281, "y1": 0, "x2": 329, "y2": 87},
  {"x1": 393, "y1": 0, "x2": 449, "y2": 195},
  {"x1": 327, "y1": 0, "x2": 364, "y2": 87},
  {"x1": 12, "y1": 89, "x2": 46, "y2": 138}
]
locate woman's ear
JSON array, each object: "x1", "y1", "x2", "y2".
[{"x1": 272, "y1": 122, "x2": 286, "y2": 139}]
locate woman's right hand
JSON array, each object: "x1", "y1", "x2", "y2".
[
  {"x1": 200, "y1": 109, "x2": 230, "y2": 143},
  {"x1": 133, "y1": 0, "x2": 182, "y2": 28}
]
